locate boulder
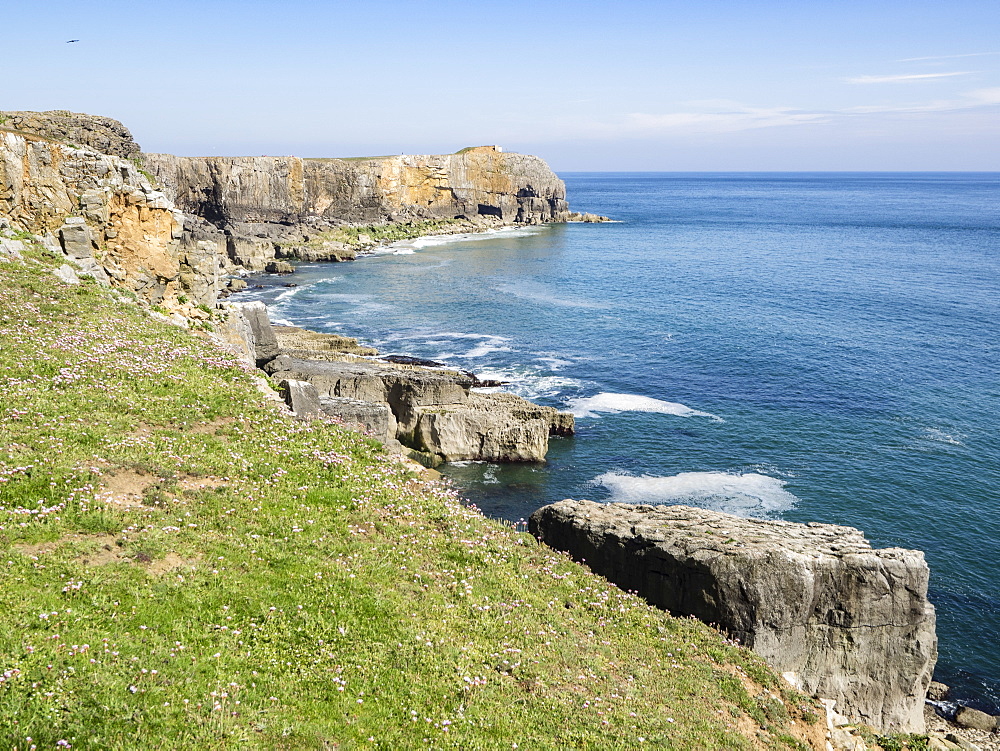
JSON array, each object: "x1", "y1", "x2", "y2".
[
  {"x1": 230, "y1": 301, "x2": 279, "y2": 367},
  {"x1": 928, "y1": 681, "x2": 951, "y2": 701},
  {"x1": 0, "y1": 237, "x2": 25, "y2": 259},
  {"x1": 410, "y1": 391, "x2": 572, "y2": 462},
  {"x1": 954, "y1": 706, "x2": 997, "y2": 732},
  {"x1": 320, "y1": 396, "x2": 394, "y2": 442},
  {"x1": 265, "y1": 260, "x2": 294, "y2": 274},
  {"x1": 945, "y1": 733, "x2": 983, "y2": 750},
  {"x1": 566, "y1": 211, "x2": 613, "y2": 223},
  {"x1": 279, "y1": 379, "x2": 323, "y2": 419},
  {"x1": 58, "y1": 216, "x2": 95, "y2": 259},
  {"x1": 529, "y1": 500, "x2": 937, "y2": 733},
  {"x1": 53, "y1": 264, "x2": 80, "y2": 284},
  {"x1": 410, "y1": 392, "x2": 550, "y2": 462}
]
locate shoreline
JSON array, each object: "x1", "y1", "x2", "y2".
[{"x1": 228, "y1": 221, "x2": 1000, "y2": 735}]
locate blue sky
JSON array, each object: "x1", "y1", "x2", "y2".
[{"x1": 3, "y1": 0, "x2": 998, "y2": 169}]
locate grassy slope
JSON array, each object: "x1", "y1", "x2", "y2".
[{"x1": 0, "y1": 247, "x2": 819, "y2": 750}]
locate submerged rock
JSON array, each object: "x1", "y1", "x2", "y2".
[
  {"x1": 529, "y1": 499, "x2": 937, "y2": 733},
  {"x1": 566, "y1": 211, "x2": 612, "y2": 222}
]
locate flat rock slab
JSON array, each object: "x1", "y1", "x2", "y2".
[{"x1": 529, "y1": 499, "x2": 937, "y2": 733}]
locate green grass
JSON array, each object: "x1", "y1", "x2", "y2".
[{"x1": 0, "y1": 246, "x2": 817, "y2": 749}]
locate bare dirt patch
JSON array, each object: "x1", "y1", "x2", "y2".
[
  {"x1": 177, "y1": 475, "x2": 226, "y2": 492},
  {"x1": 96, "y1": 469, "x2": 157, "y2": 507},
  {"x1": 148, "y1": 552, "x2": 199, "y2": 575},
  {"x1": 188, "y1": 416, "x2": 236, "y2": 435}
]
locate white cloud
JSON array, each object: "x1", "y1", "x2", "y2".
[
  {"x1": 846, "y1": 72, "x2": 975, "y2": 84},
  {"x1": 622, "y1": 108, "x2": 829, "y2": 133},
  {"x1": 500, "y1": 86, "x2": 1000, "y2": 144},
  {"x1": 897, "y1": 52, "x2": 999, "y2": 62},
  {"x1": 843, "y1": 87, "x2": 1000, "y2": 115}
]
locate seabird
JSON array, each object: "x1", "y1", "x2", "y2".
[{"x1": 66, "y1": 39, "x2": 79, "y2": 43}]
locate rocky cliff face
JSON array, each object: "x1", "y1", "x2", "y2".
[
  {"x1": 144, "y1": 147, "x2": 568, "y2": 231},
  {"x1": 1, "y1": 110, "x2": 142, "y2": 160},
  {"x1": 3, "y1": 112, "x2": 571, "y2": 295},
  {"x1": 0, "y1": 129, "x2": 190, "y2": 304},
  {"x1": 529, "y1": 500, "x2": 937, "y2": 733}
]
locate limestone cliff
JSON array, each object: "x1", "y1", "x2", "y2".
[
  {"x1": 0, "y1": 129, "x2": 190, "y2": 304},
  {"x1": 0, "y1": 110, "x2": 142, "y2": 160},
  {"x1": 143, "y1": 147, "x2": 568, "y2": 231}
]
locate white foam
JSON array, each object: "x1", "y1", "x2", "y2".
[
  {"x1": 535, "y1": 356, "x2": 574, "y2": 371},
  {"x1": 567, "y1": 392, "x2": 723, "y2": 421},
  {"x1": 923, "y1": 428, "x2": 965, "y2": 446},
  {"x1": 474, "y1": 368, "x2": 585, "y2": 400},
  {"x1": 274, "y1": 285, "x2": 305, "y2": 301},
  {"x1": 495, "y1": 281, "x2": 609, "y2": 309},
  {"x1": 594, "y1": 471, "x2": 798, "y2": 517},
  {"x1": 378, "y1": 226, "x2": 545, "y2": 255},
  {"x1": 461, "y1": 342, "x2": 512, "y2": 359}
]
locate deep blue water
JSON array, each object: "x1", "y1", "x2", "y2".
[{"x1": 244, "y1": 172, "x2": 1000, "y2": 712}]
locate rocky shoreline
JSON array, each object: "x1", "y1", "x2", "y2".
[
  {"x1": 218, "y1": 299, "x2": 574, "y2": 465},
  {"x1": 3, "y1": 109, "x2": 995, "y2": 747}
]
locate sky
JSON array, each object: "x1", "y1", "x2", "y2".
[{"x1": 2, "y1": 0, "x2": 999, "y2": 170}]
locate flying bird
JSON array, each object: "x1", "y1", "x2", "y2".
[{"x1": 66, "y1": 39, "x2": 79, "y2": 43}]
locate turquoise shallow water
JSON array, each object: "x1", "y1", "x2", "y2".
[{"x1": 244, "y1": 172, "x2": 1000, "y2": 711}]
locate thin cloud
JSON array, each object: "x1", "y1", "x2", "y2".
[
  {"x1": 843, "y1": 87, "x2": 1000, "y2": 115},
  {"x1": 898, "y1": 52, "x2": 999, "y2": 62},
  {"x1": 847, "y1": 72, "x2": 975, "y2": 84},
  {"x1": 504, "y1": 88, "x2": 1000, "y2": 143}
]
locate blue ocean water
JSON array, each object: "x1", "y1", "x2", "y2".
[{"x1": 245, "y1": 172, "x2": 1000, "y2": 711}]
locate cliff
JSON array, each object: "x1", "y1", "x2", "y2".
[
  {"x1": 0, "y1": 128, "x2": 188, "y2": 305},
  {"x1": 142, "y1": 147, "x2": 568, "y2": 271},
  {"x1": 0, "y1": 109, "x2": 142, "y2": 160},
  {"x1": 530, "y1": 500, "x2": 938, "y2": 734},
  {"x1": 0, "y1": 111, "x2": 569, "y2": 306},
  {"x1": 143, "y1": 147, "x2": 568, "y2": 230}
]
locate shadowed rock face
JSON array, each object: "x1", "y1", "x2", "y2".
[
  {"x1": 143, "y1": 147, "x2": 568, "y2": 230},
  {"x1": 529, "y1": 500, "x2": 937, "y2": 733}
]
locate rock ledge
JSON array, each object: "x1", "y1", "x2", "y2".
[{"x1": 529, "y1": 499, "x2": 937, "y2": 733}]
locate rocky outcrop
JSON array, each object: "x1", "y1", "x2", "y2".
[
  {"x1": 264, "y1": 353, "x2": 573, "y2": 463},
  {"x1": 529, "y1": 500, "x2": 937, "y2": 733},
  {"x1": 272, "y1": 325, "x2": 378, "y2": 359},
  {"x1": 0, "y1": 110, "x2": 142, "y2": 160},
  {"x1": 212, "y1": 301, "x2": 572, "y2": 463},
  {"x1": 566, "y1": 211, "x2": 612, "y2": 222},
  {"x1": 0, "y1": 129, "x2": 190, "y2": 304}
]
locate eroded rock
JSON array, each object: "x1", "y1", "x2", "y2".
[
  {"x1": 265, "y1": 353, "x2": 573, "y2": 462},
  {"x1": 529, "y1": 499, "x2": 937, "y2": 733}
]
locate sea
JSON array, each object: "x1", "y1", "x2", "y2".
[{"x1": 241, "y1": 172, "x2": 1000, "y2": 713}]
